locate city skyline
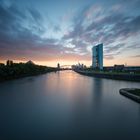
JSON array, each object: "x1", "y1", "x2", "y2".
[{"x1": 0, "y1": 0, "x2": 140, "y2": 67}]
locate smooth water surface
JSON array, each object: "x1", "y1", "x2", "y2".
[{"x1": 0, "y1": 70, "x2": 140, "y2": 140}]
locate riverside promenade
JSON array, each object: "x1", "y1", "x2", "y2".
[{"x1": 74, "y1": 70, "x2": 140, "y2": 82}]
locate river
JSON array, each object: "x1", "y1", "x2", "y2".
[{"x1": 0, "y1": 70, "x2": 140, "y2": 140}]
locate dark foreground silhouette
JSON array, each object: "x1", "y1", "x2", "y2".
[{"x1": 0, "y1": 63, "x2": 58, "y2": 82}]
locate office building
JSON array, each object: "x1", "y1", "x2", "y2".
[
  {"x1": 92, "y1": 43, "x2": 103, "y2": 70},
  {"x1": 57, "y1": 63, "x2": 60, "y2": 69}
]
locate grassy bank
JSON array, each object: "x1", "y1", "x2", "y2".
[
  {"x1": 127, "y1": 89, "x2": 140, "y2": 97},
  {"x1": 74, "y1": 69, "x2": 140, "y2": 82},
  {"x1": 119, "y1": 88, "x2": 140, "y2": 103}
]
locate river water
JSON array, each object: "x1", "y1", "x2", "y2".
[{"x1": 0, "y1": 70, "x2": 140, "y2": 140}]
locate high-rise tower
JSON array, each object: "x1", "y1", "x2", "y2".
[{"x1": 92, "y1": 44, "x2": 103, "y2": 70}]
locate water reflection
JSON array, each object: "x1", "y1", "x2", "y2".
[
  {"x1": 0, "y1": 70, "x2": 140, "y2": 140},
  {"x1": 92, "y1": 78, "x2": 103, "y2": 107}
]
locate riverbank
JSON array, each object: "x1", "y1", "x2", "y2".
[
  {"x1": 0, "y1": 63, "x2": 58, "y2": 82},
  {"x1": 119, "y1": 88, "x2": 140, "y2": 103},
  {"x1": 74, "y1": 69, "x2": 140, "y2": 82}
]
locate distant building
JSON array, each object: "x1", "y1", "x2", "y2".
[
  {"x1": 114, "y1": 64, "x2": 124, "y2": 71},
  {"x1": 92, "y1": 43, "x2": 103, "y2": 70},
  {"x1": 104, "y1": 66, "x2": 140, "y2": 72},
  {"x1": 123, "y1": 66, "x2": 140, "y2": 72},
  {"x1": 6, "y1": 60, "x2": 13, "y2": 66},
  {"x1": 71, "y1": 63, "x2": 86, "y2": 70},
  {"x1": 57, "y1": 63, "x2": 60, "y2": 69}
]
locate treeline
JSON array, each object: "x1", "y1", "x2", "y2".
[{"x1": 0, "y1": 63, "x2": 58, "y2": 82}]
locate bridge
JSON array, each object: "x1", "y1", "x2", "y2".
[{"x1": 60, "y1": 65, "x2": 72, "y2": 70}]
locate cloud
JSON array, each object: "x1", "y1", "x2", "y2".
[
  {"x1": 61, "y1": 2, "x2": 140, "y2": 61},
  {"x1": 131, "y1": 55, "x2": 140, "y2": 58},
  {"x1": 0, "y1": 2, "x2": 64, "y2": 62},
  {"x1": 104, "y1": 55, "x2": 114, "y2": 60},
  {"x1": 0, "y1": 2, "x2": 44, "y2": 41},
  {"x1": 0, "y1": 0, "x2": 140, "y2": 65}
]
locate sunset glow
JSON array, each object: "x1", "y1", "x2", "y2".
[{"x1": 0, "y1": 0, "x2": 140, "y2": 66}]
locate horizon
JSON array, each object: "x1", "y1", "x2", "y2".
[
  {"x1": 1, "y1": 59, "x2": 140, "y2": 68},
  {"x1": 0, "y1": 0, "x2": 140, "y2": 67}
]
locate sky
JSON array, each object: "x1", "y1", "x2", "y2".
[{"x1": 0, "y1": 0, "x2": 140, "y2": 67}]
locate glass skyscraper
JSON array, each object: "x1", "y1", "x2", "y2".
[{"x1": 92, "y1": 43, "x2": 103, "y2": 70}]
